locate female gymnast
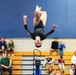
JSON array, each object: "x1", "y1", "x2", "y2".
[{"x1": 23, "y1": 6, "x2": 57, "y2": 47}]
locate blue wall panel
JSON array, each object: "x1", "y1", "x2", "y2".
[{"x1": 0, "y1": 0, "x2": 76, "y2": 38}]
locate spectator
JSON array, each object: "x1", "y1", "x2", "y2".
[
  {"x1": 0, "y1": 46, "x2": 3, "y2": 55},
  {"x1": 0, "y1": 53, "x2": 12, "y2": 75},
  {"x1": 74, "y1": 69, "x2": 76, "y2": 75},
  {"x1": 50, "y1": 37, "x2": 59, "y2": 55},
  {"x1": 60, "y1": 70, "x2": 65, "y2": 75},
  {"x1": 0, "y1": 38, "x2": 1, "y2": 48},
  {"x1": 71, "y1": 51, "x2": 76, "y2": 65},
  {"x1": 7, "y1": 39, "x2": 14, "y2": 56},
  {"x1": 70, "y1": 64, "x2": 76, "y2": 75},
  {"x1": 0, "y1": 46, "x2": 7, "y2": 56},
  {"x1": 0, "y1": 48, "x2": 5, "y2": 75},
  {"x1": 42, "y1": 56, "x2": 55, "y2": 67},
  {"x1": 0, "y1": 66, "x2": 3, "y2": 75},
  {"x1": 0, "y1": 37, "x2": 7, "y2": 50},
  {"x1": 58, "y1": 41, "x2": 66, "y2": 56},
  {"x1": 58, "y1": 56, "x2": 65, "y2": 71},
  {"x1": 47, "y1": 66, "x2": 53, "y2": 75},
  {"x1": 50, "y1": 70, "x2": 60, "y2": 75},
  {"x1": 0, "y1": 46, "x2": 6, "y2": 65}
]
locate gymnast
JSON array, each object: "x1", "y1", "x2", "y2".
[{"x1": 23, "y1": 6, "x2": 57, "y2": 47}]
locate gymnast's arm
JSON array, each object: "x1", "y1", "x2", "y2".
[
  {"x1": 45, "y1": 24, "x2": 57, "y2": 37},
  {"x1": 45, "y1": 30, "x2": 55, "y2": 37},
  {"x1": 23, "y1": 15, "x2": 32, "y2": 36},
  {"x1": 24, "y1": 24, "x2": 32, "y2": 35}
]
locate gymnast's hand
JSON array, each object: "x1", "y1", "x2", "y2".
[
  {"x1": 23, "y1": 15, "x2": 27, "y2": 25},
  {"x1": 52, "y1": 24, "x2": 57, "y2": 30}
]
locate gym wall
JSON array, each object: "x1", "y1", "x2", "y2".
[{"x1": 0, "y1": 0, "x2": 76, "y2": 38}]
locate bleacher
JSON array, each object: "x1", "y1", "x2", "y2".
[
  {"x1": 46, "y1": 52, "x2": 73, "y2": 75},
  {"x1": 4, "y1": 51, "x2": 73, "y2": 75}
]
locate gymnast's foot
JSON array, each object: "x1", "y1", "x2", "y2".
[{"x1": 35, "y1": 5, "x2": 42, "y2": 11}]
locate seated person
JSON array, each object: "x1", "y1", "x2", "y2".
[
  {"x1": 0, "y1": 45, "x2": 7, "y2": 60},
  {"x1": 7, "y1": 39, "x2": 14, "y2": 56},
  {"x1": 60, "y1": 70, "x2": 65, "y2": 75},
  {"x1": 71, "y1": 51, "x2": 76, "y2": 65},
  {"x1": 74, "y1": 68, "x2": 76, "y2": 75},
  {"x1": 0, "y1": 51, "x2": 3, "y2": 75},
  {"x1": 0, "y1": 38, "x2": 1, "y2": 46},
  {"x1": 50, "y1": 37, "x2": 59, "y2": 55},
  {"x1": 0, "y1": 53, "x2": 12, "y2": 75},
  {"x1": 50, "y1": 70, "x2": 60, "y2": 75},
  {"x1": 70, "y1": 64, "x2": 76, "y2": 75},
  {"x1": 0, "y1": 66, "x2": 4, "y2": 75},
  {"x1": 47, "y1": 66, "x2": 53, "y2": 75},
  {"x1": 0, "y1": 37, "x2": 7, "y2": 49},
  {"x1": 58, "y1": 56, "x2": 65, "y2": 71},
  {"x1": 42, "y1": 56, "x2": 54, "y2": 67},
  {"x1": 58, "y1": 41, "x2": 66, "y2": 56},
  {"x1": 0, "y1": 46, "x2": 7, "y2": 55}
]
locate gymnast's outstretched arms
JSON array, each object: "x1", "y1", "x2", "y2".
[{"x1": 23, "y1": 6, "x2": 57, "y2": 47}]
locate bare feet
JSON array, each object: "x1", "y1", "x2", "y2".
[
  {"x1": 34, "y1": 6, "x2": 42, "y2": 18},
  {"x1": 35, "y1": 5, "x2": 42, "y2": 11}
]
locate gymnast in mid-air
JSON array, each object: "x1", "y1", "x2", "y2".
[{"x1": 23, "y1": 6, "x2": 57, "y2": 48}]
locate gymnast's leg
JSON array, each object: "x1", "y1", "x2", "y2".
[{"x1": 33, "y1": 5, "x2": 47, "y2": 27}]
